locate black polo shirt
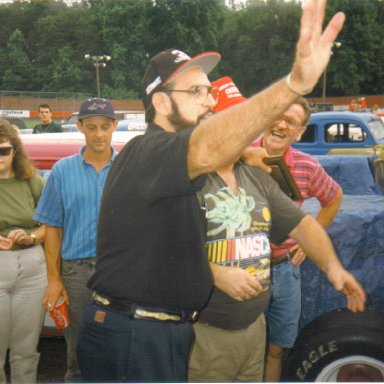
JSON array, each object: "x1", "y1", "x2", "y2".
[{"x1": 88, "y1": 123, "x2": 214, "y2": 312}]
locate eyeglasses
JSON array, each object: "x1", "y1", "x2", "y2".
[
  {"x1": 0, "y1": 147, "x2": 14, "y2": 156},
  {"x1": 275, "y1": 114, "x2": 302, "y2": 130},
  {"x1": 166, "y1": 85, "x2": 219, "y2": 104}
]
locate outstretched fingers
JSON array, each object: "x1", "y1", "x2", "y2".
[
  {"x1": 291, "y1": 0, "x2": 345, "y2": 95},
  {"x1": 321, "y1": 11, "x2": 346, "y2": 47}
]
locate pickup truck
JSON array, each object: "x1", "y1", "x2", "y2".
[
  {"x1": 293, "y1": 111, "x2": 384, "y2": 158},
  {"x1": 283, "y1": 154, "x2": 384, "y2": 382}
]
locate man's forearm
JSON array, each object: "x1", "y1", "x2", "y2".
[
  {"x1": 316, "y1": 187, "x2": 343, "y2": 229},
  {"x1": 289, "y1": 215, "x2": 343, "y2": 274},
  {"x1": 44, "y1": 226, "x2": 63, "y2": 281}
]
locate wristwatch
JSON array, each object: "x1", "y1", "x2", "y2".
[{"x1": 31, "y1": 233, "x2": 37, "y2": 245}]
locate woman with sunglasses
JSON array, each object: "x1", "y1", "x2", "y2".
[{"x1": 0, "y1": 119, "x2": 46, "y2": 384}]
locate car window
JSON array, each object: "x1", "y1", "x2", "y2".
[
  {"x1": 325, "y1": 123, "x2": 367, "y2": 143},
  {"x1": 299, "y1": 124, "x2": 316, "y2": 143},
  {"x1": 368, "y1": 119, "x2": 384, "y2": 141}
]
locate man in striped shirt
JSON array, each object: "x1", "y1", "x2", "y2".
[
  {"x1": 34, "y1": 98, "x2": 118, "y2": 382},
  {"x1": 251, "y1": 97, "x2": 343, "y2": 382}
]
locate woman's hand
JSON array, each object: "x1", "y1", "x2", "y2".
[
  {"x1": 7, "y1": 229, "x2": 35, "y2": 246},
  {"x1": 0, "y1": 235, "x2": 13, "y2": 250}
]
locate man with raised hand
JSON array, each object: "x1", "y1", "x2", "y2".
[{"x1": 77, "y1": 2, "x2": 364, "y2": 382}]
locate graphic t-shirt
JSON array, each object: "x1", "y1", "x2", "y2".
[{"x1": 197, "y1": 162, "x2": 306, "y2": 330}]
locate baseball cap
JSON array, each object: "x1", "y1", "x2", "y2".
[
  {"x1": 211, "y1": 76, "x2": 246, "y2": 112},
  {"x1": 78, "y1": 98, "x2": 116, "y2": 120},
  {"x1": 141, "y1": 49, "x2": 221, "y2": 109}
]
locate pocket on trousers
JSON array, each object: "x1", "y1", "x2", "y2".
[
  {"x1": 78, "y1": 312, "x2": 132, "y2": 382},
  {"x1": 62, "y1": 260, "x2": 78, "y2": 276},
  {"x1": 291, "y1": 264, "x2": 301, "y2": 280}
]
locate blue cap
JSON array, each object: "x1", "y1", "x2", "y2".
[{"x1": 78, "y1": 98, "x2": 116, "y2": 120}]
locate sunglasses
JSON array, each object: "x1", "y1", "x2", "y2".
[{"x1": 0, "y1": 147, "x2": 14, "y2": 156}]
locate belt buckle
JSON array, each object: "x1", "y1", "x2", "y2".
[{"x1": 135, "y1": 308, "x2": 181, "y2": 322}]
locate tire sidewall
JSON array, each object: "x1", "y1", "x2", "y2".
[{"x1": 284, "y1": 309, "x2": 384, "y2": 382}]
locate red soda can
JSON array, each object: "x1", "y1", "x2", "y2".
[{"x1": 50, "y1": 296, "x2": 70, "y2": 329}]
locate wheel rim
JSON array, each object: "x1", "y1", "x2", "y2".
[{"x1": 315, "y1": 355, "x2": 384, "y2": 382}]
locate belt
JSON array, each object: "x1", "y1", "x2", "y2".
[
  {"x1": 270, "y1": 252, "x2": 291, "y2": 266},
  {"x1": 92, "y1": 291, "x2": 199, "y2": 323}
]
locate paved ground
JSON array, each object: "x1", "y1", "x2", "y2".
[
  {"x1": 37, "y1": 337, "x2": 66, "y2": 383},
  {"x1": 5, "y1": 337, "x2": 66, "y2": 383}
]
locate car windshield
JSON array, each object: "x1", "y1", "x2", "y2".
[{"x1": 368, "y1": 119, "x2": 384, "y2": 141}]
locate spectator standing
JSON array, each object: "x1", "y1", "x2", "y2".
[
  {"x1": 76, "y1": 2, "x2": 363, "y2": 382},
  {"x1": 33, "y1": 104, "x2": 63, "y2": 134},
  {"x1": 348, "y1": 99, "x2": 357, "y2": 112},
  {"x1": 187, "y1": 77, "x2": 347, "y2": 383},
  {"x1": 358, "y1": 96, "x2": 367, "y2": 111},
  {"x1": 0, "y1": 119, "x2": 46, "y2": 384},
  {"x1": 373, "y1": 103, "x2": 381, "y2": 114},
  {"x1": 248, "y1": 97, "x2": 343, "y2": 382},
  {"x1": 188, "y1": 76, "x2": 298, "y2": 382},
  {"x1": 33, "y1": 98, "x2": 118, "y2": 382}
]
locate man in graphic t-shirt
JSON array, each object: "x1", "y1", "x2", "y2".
[{"x1": 188, "y1": 77, "x2": 344, "y2": 383}]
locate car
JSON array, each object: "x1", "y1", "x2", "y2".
[
  {"x1": 62, "y1": 111, "x2": 145, "y2": 132},
  {"x1": 21, "y1": 130, "x2": 145, "y2": 336},
  {"x1": 283, "y1": 154, "x2": 384, "y2": 382},
  {"x1": 115, "y1": 118, "x2": 147, "y2": 132},
  {"x1": 293, "y1": 111, "x2": 384, "y2": 157}
]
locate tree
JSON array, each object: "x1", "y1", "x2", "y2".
[
  {"x1": 219, "y1": 0, "x2": 300, "y2": 96},
  {"x1": 2, "y1": 29, "x2": 34, "y2": 91},
  {"x1": 320, "y1": 0, "x2": 384, "y2": 97}
]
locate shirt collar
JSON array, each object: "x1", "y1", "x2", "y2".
[{"x1": 80, "y1": 145, "x2": 118, "y2": 163}]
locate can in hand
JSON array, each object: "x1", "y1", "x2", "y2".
[{"x1": 49, "y1": 296, "x2": 70, "y2": 329}]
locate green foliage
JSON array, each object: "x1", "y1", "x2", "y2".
[
  {"x1": 0, "y1": 0, "x2": 383, "y2": 99},
  {"x1": 2, "y1": 29, "x2": 35, "y2": 91}
]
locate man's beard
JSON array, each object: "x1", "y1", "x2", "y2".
[{"x1": 168, "y1": 97, "x2": 209, "y2": 133}]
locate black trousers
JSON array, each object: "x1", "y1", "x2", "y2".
[{"x1": 77, "y1": 302, "x2": 194, "y2": 383}]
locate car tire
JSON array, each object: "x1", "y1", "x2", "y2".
[{"x1": 283, "y1": 308, "x2": 384, "y2": 382}]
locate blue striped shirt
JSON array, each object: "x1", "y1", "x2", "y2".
[{"x1": 34, "y1": 146, "x2": 118, "y2": 260}]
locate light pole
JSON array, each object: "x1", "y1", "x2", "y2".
[
  {"x1": 84, "y1": 54, "x2": 111, "y2": 97},
  {"x1": 322, "y1": 42, "x2": 341, "y2": 104}
]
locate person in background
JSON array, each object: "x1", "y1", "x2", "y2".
[
  {"x1": 33, "y1": 104, "x2": 63, "y2": 134},
  {"x1": 348, "y1": 99, "x2": 357, "y2": 112},
  {"x1": 33, "y1": 98, "x2": 118, "y2": 382},
  {"x1": 77, "y1": 2, "x2": 364, "y2": 382},
  {"x1": 373, "y1": 103, "x2": 381, "y2": 114},
  {"x1": 245, "y1": 97, "x2": 343, "y2": 382},
  {"x1": 0, "y1": 119, "x2": 46, "y2": 384},
  {"x1": 358, "y1": 96, "x2": 367, "y2": 111}
]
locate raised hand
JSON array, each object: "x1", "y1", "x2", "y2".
[{"x1": 289, "y1": 0, "x2": 345, "y2": 95}]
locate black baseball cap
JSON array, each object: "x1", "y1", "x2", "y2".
[
  {"x1": 141, "y1": 49, "x2": 221, "y2": 109},
  {"x1": 78, "y1": 98, "x2": 116, "y2": 120}
]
